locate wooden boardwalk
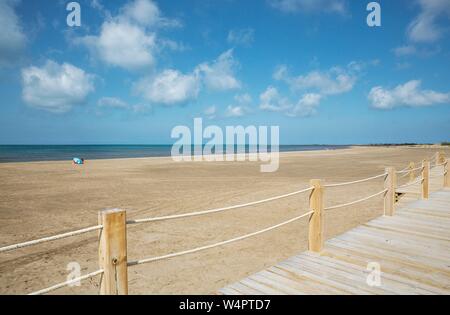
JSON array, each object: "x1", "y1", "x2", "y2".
[{"x1": 219, "y1": 184, "x2": 450, "y2": 294}]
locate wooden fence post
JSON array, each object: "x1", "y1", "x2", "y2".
[
  {"x1": 436, "y1": 152, "x2": 445, "y2": 165},
  {"x1": 98, "y1": 209, "x2": 128, "y2": 295},
  {"x1": 409, "y1": 162, "x2": 415, "y2": 182},
  {"x1": 384, "y1": 167, "x2": 395, "y2": 216},
  {"x1": 309, "y1": 179, "x2": 324, "y2": 253},
  {"x1": 422, "y1": 160, "x2": 430, "y2": 200},
  {"x1": 444, "y1": 159, "x2": 449, "y2": 188}
]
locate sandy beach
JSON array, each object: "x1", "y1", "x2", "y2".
[{"x1": 0, "y1": 145, "x2": 448, "y2": 295}]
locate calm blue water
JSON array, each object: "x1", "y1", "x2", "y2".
[{"x1": 0, "y1": 145, "x2": 349, "y2": 163}]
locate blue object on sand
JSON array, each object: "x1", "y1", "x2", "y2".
[{"x1": 73, "y1": 157, "x2": 84, "y2": 165}]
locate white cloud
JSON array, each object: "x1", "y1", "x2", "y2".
[
  {"x1": 275, "y1": 64, "x2": 357, "y2": 95},
  {"x1": 225, "y1": 105, "x2": 247, "y2": 117},
  {"x1": 98, "y1": 97, "x2": 129, "y2": 109},
  {"x1": 269, "y1": 0, "x2": 347, "y2": 15},
  {"x1": 259, "y1": 86, "x2": 321, "y2": 117},
  {"x1": 21, "y1": 60, "x2": 95, "y2": 113},
  {"x1": 79, "y1": 0, "x2": 180, "y2": 70},
  {"x1": 203, "y1": 105, "x2": 217, "y2": 119},
  {"x1": 234, "y1": 93, "x2": 252, "y2": 104},
  {"x1": 259, "y1": 86, "x2": 292, "y2": 112},
  {"x1": 121, "y1": 0, "x2": 161, "y2": 26},
  {"x1": 261, "y1": 61, "x2": 368, "y2": 117},
  {"x1": 392, "y1": 44, "x2": 440, "y2": 58},
  {"x1": 81, "y1": 21, "x2": 156, "y2": 70},
  {"x1": 134, "y1": 50, "x2": 241, "y2": 105},
  {"x1": 227, "y1": 28, "x2": 255, "y2": 46},
  {"x1": 135, "y1": 69, "x2": 200, "y2": 105},
  {"x1": 0, "y1": 0, "x2": 26, "y2": 67},
  {"x1": 97, "y1": 96, "x2": 152, "y2": 114},
  {"x1": 220, "y1": 93, "x2": 254, "y2": 118},
  {"x1": 368, "y1": 80, "x2": 449, "y2": 109},
  {"x1": 407, "y1": 0, "x2": 450, "y2": 43},
  {"x1": 196, "y1": 49, "x2": 241, "y2": 91},
  {"x1": 121, "y1": 0, "x2": 181, "y2": 28},
  {"x1": 393, "y1": 45, "x2": 417, "y2": 57},
  {"x1": 287, "y1": 93, "x2": 322, "y2": 117}
]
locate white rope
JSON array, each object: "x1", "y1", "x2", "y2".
[
  {"x1": 398, "y1": 165, "x2": 410, "y2": 172},
  {"x1": 126, "y1": 187, "x2": 314, "y2": 225},
  {"x1": 128, "y1": 210, "x2": 314, "y2": 267},
  {"x1": 397, "y1": 177, "x2": 423, "y2": 189},
  {"x1": 324, "y1": 189, "x2": 387, "y2": 211},
  {"x1": 28, "y1": 269, "x2": 104, "y2": 295},
  {"x1": 396, "y1": 166, "x2": 424, "y2": 174},
  {"x1": 400, "y1": 171, "x2": 411, "y2": 178},
  {"x1": 323, "y1": 172, "x2": 387, "y2": 188},
  {"x1": 0, "y1": 225, "x2": 103, "y2": 254}
]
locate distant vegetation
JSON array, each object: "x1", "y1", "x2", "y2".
[
  {"x1": 365, "y1": 143, "x2": 425, "y2": 147},
  {"x1": 442, "y1": 142, "x2": 450, "y2": 146}
]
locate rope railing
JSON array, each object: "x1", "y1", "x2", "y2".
[
  {"x1": 127, "y1": 210, "x2": 314, "y2": 267},
  {"x1": 397, "y1": 152, "x2": 438, "y2": 172},
  {"x1": 397, "y1": 177, "x2": 424, "y2": 190},
  {"x1": 126, "y1": 186, "x2": 314, "y2": 225},
  {"x1": 28, "y1": 269, "x2": 104, "y2": 295},
  {"x1": 399, "y1": 171, "x2": 411, "y2": 178},
  {"x1": 0, "y1": 225, "x2": 103, "y2": 254},
  {"x1": 323, "y1": 172, "x2": 387, "y2": 188},
  {"x1": 396, "y1": 166, "x2": 424, "y2": 174},
  {"x1": 324, "y1": 189, "x2": 388, "y2": 211}
]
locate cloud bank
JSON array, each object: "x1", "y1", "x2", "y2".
[
  {"x1": 368, "y1": 80, "x2": 449, "y2": 109},
  {"x1": 22, "y1": 60, "x2": 95, "y2": 113}
]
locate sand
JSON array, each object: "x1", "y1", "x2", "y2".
[{"x1": 0, "y1": 146, "x2": 448, "y2": 294}]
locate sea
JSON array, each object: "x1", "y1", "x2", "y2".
[{"x1": 0, "y1": 145, "x2": 350, "y2": 163}]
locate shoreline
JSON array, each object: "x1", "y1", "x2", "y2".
[{"x1": 0, "y1": 144, "x2": 447, "y2": 165}]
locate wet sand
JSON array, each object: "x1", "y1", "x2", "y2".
[{"x1": 0, "y1": 145, "x2": 448, "y2": 294}]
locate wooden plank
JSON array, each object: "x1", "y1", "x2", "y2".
[
  {"x1": 363, "y1": 221, "x2": 450, "y2": 242},
  {"x1": 239, "y1": 278, "x2": 286, "y2": 295},
  {"x1": 228, "y1": 282, "x2": 268, "y2": 295},
  {"x1": 281, "y1": 258, "x2": 378, "y2": 294},
  {"x1": 276, "y1": 261, "x2": 367, "y2": 294},
  {"x1": 328, "y1": 238, "x2": 450, "y2": 275},
  {"x1": 289, "y1": 255, "x2": 405, "y2": 295},
  {"x1": 344, "y1": 230, "x2": 450, "y2": 261},
  {"x1": 321, "y1": 247, "x2": 450, "y2": 292},
  {"x1": 267, "y1": 266, "x2": 348, "y2": 295},
  {"x1": 218, "y1": 287, "x2": 242, "y2": 295},
  {"x1": 220, "y1": 188, "x2": 450, "y2": 295},
  {"x1": 395, "y1": 209, "x2": 450, "y2": 225},
  {"x1": 249, "y1": 273, "x2": 306, "y2": 295},
  {"x1": 350, "y1": 226, "x2": 450, "y2": 254},
  {"x1": 357, "y1": 216, "x2": 450, "y2": 241},
  {"x1": 301, "y1": 252, "x2": 440, "y2": 294}
]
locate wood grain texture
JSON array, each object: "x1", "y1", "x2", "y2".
[{"x1": 219, "y1": 188, "x2": 450, "y2": 295}]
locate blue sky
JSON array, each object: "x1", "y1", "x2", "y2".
[{"x1": 0, "y1": 0, "x2": 449, "y2": 144}]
